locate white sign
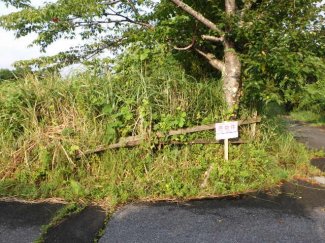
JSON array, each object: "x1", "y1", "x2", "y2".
[{"x1": 215, "y1": 121, "x2": 238, "y2": 140}]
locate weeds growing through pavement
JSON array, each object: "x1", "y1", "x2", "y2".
[{"x1": 34, "y1": 203, "x2": 85, "y2": 243}]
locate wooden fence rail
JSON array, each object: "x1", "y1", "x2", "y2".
[{"x1": 76, "y1": 117, "x2": 261, "y2": 158}]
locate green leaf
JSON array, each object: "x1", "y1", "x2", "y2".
[
  {"x1": 69, "y1": 145, "x2": 80, "y2": 154},
  {"x1": 62, "y1": 128, "x2": 74, "y2": 136},
  {"x1": 101, "y1": 105, "x2": 113, "y2": 114}
]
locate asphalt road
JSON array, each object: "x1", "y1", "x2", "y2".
[
  {"x1": 289, "y1": 120, "x2": 325, "y2": 150},
  {"x1": 0, "y1": 202, "x2": 106, "y2": 243},
  {"x1": 0, "y1": 201, "x2": 62, "y2": 243},
  {"x1": 99, "y1": 181, "x2": 325, "y2": 243},
  {"x1": 43, "y1": 206, "x2": 106, "y2": 243}
]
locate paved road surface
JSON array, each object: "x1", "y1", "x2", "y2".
[
  {"x1": 99, "y1": 181, "x2": 325, "y2": 243},
  {"x1": 289, "y1": 120, "x2": 325, "y2": 150},
  {"x1": 0, "y1": 202, "x2": 62, "y2": 243},
  {"x1": 43, "y1": 206, "x2": 106, "y2": 243},
  {"x1": 0, "y1": 203, "x2": 106, "y2": 243}
]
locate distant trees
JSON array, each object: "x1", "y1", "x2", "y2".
[{"x1": 0, "y1": 67, "x2": 29, "y2": 82}]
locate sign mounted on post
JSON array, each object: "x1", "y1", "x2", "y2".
[
  {"x1": 215, "y1": 121, "x2": 238, "y2": 161},
  {"x1": 215, "y1": 121, "x2": 238, "y2": 140}
]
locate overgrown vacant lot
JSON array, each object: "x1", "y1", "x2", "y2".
[
  {"x1": 0, "y1": 0, "x2": 324, "y2": 217},
  {"x1": 0, "y1": 69, "x2": 313, "y2": 207}
]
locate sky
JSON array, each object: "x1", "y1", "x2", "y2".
[
  {"x1": 0, "y1": 0, "x2": 84, "y2": 70},
  {"x1": 0, "y1": 0, "x2": 324, "y2": 70}
]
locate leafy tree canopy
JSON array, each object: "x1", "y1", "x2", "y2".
[
  {"x1": 0, "y1": 68, "x2": 16, "y2": 82},
  {"x1": 1, "y1": 0, "x2": 324, "y2": 111},
  {"x1": 0, "y1": 67, "x2": 27, "y2": 82},
  {"x1": 2, "y1": 0, "x2": 30, "y2": 8}
]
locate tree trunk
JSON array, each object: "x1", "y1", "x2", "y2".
[
  {"x1": 169, "y1": 0, "x2": 242, "y2": 111},
  {"x1": 224, "y1": 0, "x2": 241, "y2": 111},
  {"x1": 223, "y1": 39, "x2": 241, "y2": 111}
]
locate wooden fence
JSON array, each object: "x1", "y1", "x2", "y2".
[{"x1": 76, "y1": 117, "x2": 261, "y2": 158}]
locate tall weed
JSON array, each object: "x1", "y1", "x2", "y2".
[{"x1": 0, "y1": 68, "x2": 311, "y2": 204}]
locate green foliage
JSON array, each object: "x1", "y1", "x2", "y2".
[
  {"x1": 1, "y1": 0, "x2": 324, "y2": 112},
  {"x1": 298, "y1": 79, "x2": 325, "y2": 113},
  {"x1": 0, "y1": 69, "x2": 16, "y2": 82},
  {"x1": 35, "y1": 203, "x2": 85, "y2": 243},
  {"x1": 312, "y1": 149, "x2": 325, "y2": 158},
  {"x1": 0, "y1": 63, "x2": 312, "y2": 204},
  {"x1": 0, "y1": 57, "x2": 226, "y2": 201},
  {"x1": 239, "y1": 1, "x2": 325, "y2": 112},
  {"x1": 1, "y1": 0, "x2": 30, "y2": 8},
  {"x1": 0, "y1": 68, "x2": 27, "y2": 82},
  {"x1": 290, "y1": 111, "x2": 325, "y2": 126},
  {"x1": 0, "y1": 0, "x2": 321, "y2": 206},
  {"x1": 288, "y1": 74, "x2": 325, "y2": 125}
]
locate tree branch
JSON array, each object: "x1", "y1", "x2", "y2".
[
  {"x1": 201, "y1": 35, "x2": 224, "y2": 43},
  {"x1": 173, "y1": 24, "x2": 198, "y2": 51},
  {"x1": 104, "y1": 0, "x2": 123, "y2": 6},
  {"x1": 195, "y1": 48, "x2": 225, "y2": 72},
  {"x1": 169, "y1": 0, "x2": 223, "y2": 34},
  {"x1": 128, "y1": 0, "x2": 139, "y2": 16},
  {"x1": 239, "y1": 1, "x2": 253, "y2": 26},
  {"x1": 74, "y1": 20, "x2": 129, "y2": 26},
  {"x1": 173, "y1": 43, "x2": 194, "y2": 51},
  {"x1": 107, "y1": 8, "x2": 154, "y2": 29},
  {"x1": 73, "y1": 19, "x2": 152, "y2": 29},
  {"x1": 83, "y1": 38, "x2": 126, "y2": 60},
  {"x1": 241, "y1": 1, "x2": 253, "y2": 18},
  {"x1": 225, "y1": 0, "x2": 237, "y2": 15}
]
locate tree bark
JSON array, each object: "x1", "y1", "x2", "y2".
[
  {"x1": 169, "y1": 0, "x2": 223, "y2": 34},
  {"x1": 223, "y1": 39, "x2": 241, "y2": 110},
  {"x1": 223, "y1": 0, "x2": 241, "y2": 111},
  {"x1": 169, "y1": 0, "x2": 242, "y2": 111},
  {"x1": 195, "y1": 48, "x2": 225, "y2": 72}
]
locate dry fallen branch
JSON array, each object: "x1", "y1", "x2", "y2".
[
  {"x1": 59, "y1": 142, "x2": 76, "y2": 168},
  {"x1": 201, "y1": 163, "x2": 215, "y2": 188},
  {"x1": 76, "y1": 118, "x2": 260, "y2": 158}
]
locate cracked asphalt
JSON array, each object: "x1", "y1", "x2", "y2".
[
  {"x1": 289, "y1": 119, "x2": 325, "y2": 150},
  {"x1": 99, "y1": 181, "x2": 325, "y2": 243},
  {"x1": 0, "y1": 202, "x2": 62, "y2": 243}
]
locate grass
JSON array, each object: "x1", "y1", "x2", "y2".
[
  {"x1": 0, "y1": 138, "x2": 311, "y2": 206},
  {"x1": 312, "y1": 149, "x2": 325, "y2": 158},
  {"x1": 0, "y1": 65, "x2": 314, "y2": 208},
  {"x1": 290, "y1": 110, "x2": 325, "y2": 126},
  {"x1": 35, "y1": 203, "x2": 85, "y2": 243}
]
